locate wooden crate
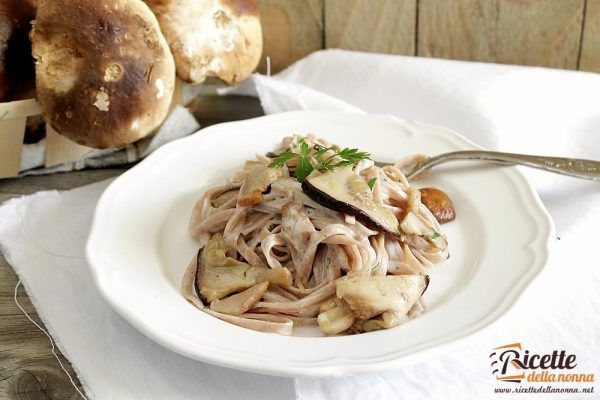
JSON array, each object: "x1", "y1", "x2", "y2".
[
  {"x1": 0, "y1": 98, "x2": 111, "y2": 179},
  {"x1": 0, "y1": 80, "x2": 183, "y2": 179}
]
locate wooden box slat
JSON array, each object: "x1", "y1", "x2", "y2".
[
  {"x1": 44, "y1": 126, "x2": 93, "y2": 168},
  {"x1": 0, "y1": 117, "x2": 26, "y2": 179}
]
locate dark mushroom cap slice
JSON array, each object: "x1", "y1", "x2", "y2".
[
  {"x1": 419, "y1": 187, "x2": 456, "y2": 224},
  {"x1": 302, "y1": 167, "x2": 400, "y2": 235},
  {"x1": 317, "y1": 298, "x2": 355, "y2": 335},
  {"x1": 238, "y1": 165, "x2": 283, "y2": 206},
  {"x1": 210, "y1": 281, "x2": 269, "y2": 315}
]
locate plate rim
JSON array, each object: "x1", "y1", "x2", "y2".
[{"x1": 86, "y1": 111, "x2": 555, "y2": 377}]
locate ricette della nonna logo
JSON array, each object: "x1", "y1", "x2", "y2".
[{"x1": 490, "y1": 342, "x2": 595, "y2": 384}]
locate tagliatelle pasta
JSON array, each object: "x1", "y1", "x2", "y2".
[{"x1": 182, "y1": 135, "x2": 454, "y2": 335}]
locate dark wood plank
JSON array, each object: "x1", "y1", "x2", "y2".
[
  {"x1": 191, "y1": 95, "x2": 265, "y2": 128},
  {"x1": 417, "y1": 0, "x2": 585, "y2": 69},
  {"x1": 324, "y1": 0, "x2": 417, "y2": 55},
  {"x1": 0, "y1": 169, "x2": 126, "y2": 203}
]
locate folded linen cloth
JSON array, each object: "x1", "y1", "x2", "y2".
[
  {"x1": 1, "y1": 49, "x2": 598, "y2": 399},
  {"x1": 18, "y1": 105, "x2": 200, "y2": 176},
  {"x1": 0, "y1": 181, "x2": 294, "y2": 399}
]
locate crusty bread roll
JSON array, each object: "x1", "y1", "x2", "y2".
[
  {"x1": 31, "y1": 0, "x2": 176, "y2": 149},
  {"x1": 0, "y1": 0, "x2": 36, "y2": 102},
  {"x1": 145, "y1": 0, "x2": 262, "y2": 85}
]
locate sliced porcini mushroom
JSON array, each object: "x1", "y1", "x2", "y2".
[
  {"x1": 181, "y1": 252, "x2": 205, "y2": 309},
  {"x1": 319, "y1": 298, "x2": 337, "y2": 314},
  {"x1": 400, "y1": 211, "x2": 448, "y2": 250},
  {"x1": 182, "y1": 249, "x2": 292, "y2": 334},
  {"x1": 238, "y1": 166, "x2": 284, "y2": 206},
  {"x1": 302, "y1": 167, "x2": 400, "y2": 235},
  {"x1": 210, "y1": 281, "x2": 268, "y2": 315},
  {"x1": 317, "y1": 298, "x2": 355, "y2": 335},
  {"x1": 362, "y1": 319, "x2": 384, "y2": 332},
  {"x1": 32, "y1": 0, "x2": 176, "y2": 148},
  {"x1": 399, "y1": 187, "x2": 447, "y2": 248},
  {"x1": 335, "y1": 274, "x2": 429, "y2": 321},
  {"x1": 400, "y1": 211, "x2": 436, "y2": 237},
  {"x1": 362, "y1": 311, "x2": 405, "y2": 332},
  {"x1": 144, "y1": 0, "x2": 262, "y2": 85},
  {"x1": 256, "y1": 267, "x2": 292, "y2": 287},
  {"x1": 419, "y1": 187, "x2": 456, "y2": 224},
  {"x1": 197, "y1": 233, "x2": 292, "y2": 302}
]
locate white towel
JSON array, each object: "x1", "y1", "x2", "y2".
[
  {"x1": 1, "y1": 49, "x2": 598, "y2": 399},
  {"x1": 19, "y1": 105, "x2": 200, "y2": 176},
  {"x1": 0, "y1": 182, "x2": 294, "y2": 399},
  {"x1": 249, "y1": 49, "x2": 600, "y2": 400}
]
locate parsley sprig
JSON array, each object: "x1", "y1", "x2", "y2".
[
  {"x1": 268, "y1": 138, "x2": 371, "y2": 182},
  {"x1": 367, "y1": 177, "x2": 377, "y2": 190}
]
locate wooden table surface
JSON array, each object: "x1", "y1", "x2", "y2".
[{"x1": 0, "y1": 96, "x2": 264, "y2": 399}]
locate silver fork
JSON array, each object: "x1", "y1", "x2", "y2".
[{"x1": 386, "y1": 151, "x2": 600, "y2": 181}]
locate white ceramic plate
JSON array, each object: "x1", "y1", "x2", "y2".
[{"x1": 86, "y1": 111, "x2": 553, "y2": 377}]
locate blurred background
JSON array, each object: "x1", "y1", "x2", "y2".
[{"x1": 257, "y1": 0, "x2": 599, "y2": 73}]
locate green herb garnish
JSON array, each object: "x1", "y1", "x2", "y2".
[
  {"x1": 367, "y1": 177, "x2": 377, "y2": 191},
  {"x1": 268, "y1": 138, "x2": 371, "y2": 182},
  {"x1": 295, "y1": 155, "x2": 314, "y2": 183},
  {"x1": 431, "y1": 232, "x2": 441, "y2": 239},
  {"x1": 268, "y1": 151, "x2": 296, "y2": 168}
]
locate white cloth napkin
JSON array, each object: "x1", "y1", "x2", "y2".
[
  {"x1": 248, "y1": 50, "x2": 600, "y2": 400},
  {"x1": 19, "y1": 105, "x2": 200, "y2": 176},
  {"x1": 1, "y1": 49, "x2": 599, "y2": 399},
  {"x1": 0, "y1": 182, "x2": 294, "y2": 400}
]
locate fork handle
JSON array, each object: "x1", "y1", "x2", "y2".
[{"x1": 407, "y1": 151, "x2": 600, "y2": 181}]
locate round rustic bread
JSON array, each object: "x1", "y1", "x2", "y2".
[
  {"x1": 0, "y1": 0, "x2": 36, "y2": 102},
  {"x1": 32, "y1": 0, "x2": 176, "y2": 149},
  {"x1": 145, "y1": 0, "x2": 262, "y2": 85}
]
